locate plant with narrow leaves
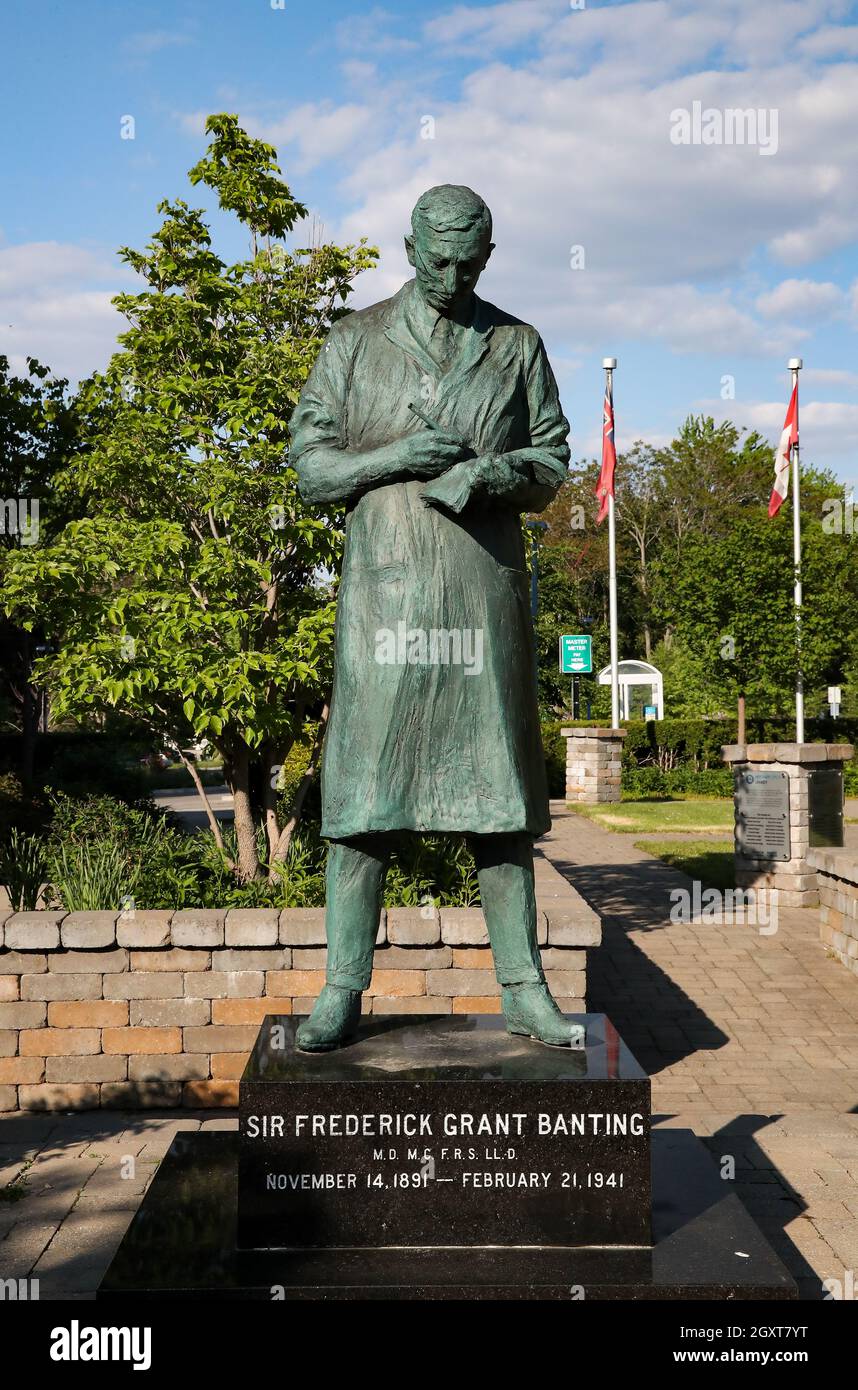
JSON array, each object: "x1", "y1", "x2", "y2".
[{"x1": 0, "y1": 826, "x2": 46, "y2": 910}]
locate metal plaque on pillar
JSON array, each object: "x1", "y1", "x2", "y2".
[
  {"x1": 735, "y1": 770, "x2": 790, "y2": 861},
  {"x1": 808, "y1": 767, "x2": 844, "y2": 848}
]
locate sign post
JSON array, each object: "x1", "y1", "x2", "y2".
[
  {"x1": 560, "y1": 635, "x2": 593, "y2": 718},
  {"x1": 559, "y1": 634, "x2": 593, "y2": 674}
]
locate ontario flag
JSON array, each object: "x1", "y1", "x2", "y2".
[
  {"x1": 768, "y1": 382, "x2": 799, "y2": 518},
  {"x1": 595, "y1": 376, "x2": 617, "y2": 524}
]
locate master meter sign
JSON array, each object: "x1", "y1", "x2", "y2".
[{"x1": 559, "y1": 634, "x2": 592, "y2": 675}]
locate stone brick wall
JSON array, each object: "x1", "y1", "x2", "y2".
[
  {"x1": 808, "y1": 847, "x2": 858, "y2": 978},
  {"x1": 0, "y1": 854, "x2": 600, "y2": 1112},
  {"x1": 563, "y1": 728, "x2": 625, "y2": 804}
]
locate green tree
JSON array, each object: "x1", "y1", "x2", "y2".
[
  {"x1": 3, "y1": 115, "x2": 377, "y2": 879},
  {"x1": 537, "y1": 418, "x2": 856, "y2": 730},
  {"x1": 657, "y1": 509, "x2": 856, "y2": 730},
  {"x1": 654, "y1": 415, "x2": 773, "y2": 556},
  {"x1": 0, "y1": 355, "x2": 79, "y2": 782}
]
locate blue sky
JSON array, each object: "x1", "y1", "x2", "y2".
[{"x1": 2, "y1": 0, "x2": 858, "y2": 479}]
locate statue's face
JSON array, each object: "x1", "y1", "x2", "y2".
[{"x1": 406, "y1": 222, "x2": 493, "y2": 315}]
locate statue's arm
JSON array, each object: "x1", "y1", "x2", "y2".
[
  {"x1": 291, "y1": 323, "x2": 436, "y2": 508},
  {"x1": 422, "y1": 330, "x2": 570, "y2": 515}
]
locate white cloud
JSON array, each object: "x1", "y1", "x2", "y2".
[
  {"x1": 179, "y1": 103, "x2": 377, "y2": 174},
  {"x1": 335, "y1": 7, "x2": 418, "y2": 54},
  {"x1": 697, "y1": 395, "x2": 858, "y2": 467},
  {"x1": 299, "y1": 0, "x2": 858, "y2": 363},
  {"x1": 251, "y1": 104, "x2": 376, "y2": 171},
  {"x1": 425, "y1": 0, "x2": 560, "y2": 52},
  {"x1": 797, "y1": 24, "x2": 858, "y2": 58},
  {"x1": 14, "y1": 0, "x2": 858, "y2": 387},
  {"x1": 0, "y1": 242, "x2": 126, "y2": 381},
  {"x1": 804, "y1": 367, "x2": 858, "y2": 389},
  {"x1": 755, "y1": 279, "x2": 843, "y2": 320}
]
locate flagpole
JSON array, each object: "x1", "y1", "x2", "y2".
[
  {"x1": 604, "y1": 357, "x2": 620, "y2": 728},
  {"x1": 789, "y1": 356, "x2": 803, "y2": 744}
]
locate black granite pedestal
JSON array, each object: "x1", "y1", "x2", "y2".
[
  {"x1": 238, "y1": 1013, "x2": 650, "y2": 1250},
  {"x1": 98, "y1": 1014, "x2": 797, "y2": 1300}
]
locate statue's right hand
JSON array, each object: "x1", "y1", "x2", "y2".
[{"x1": 400, "y1": 429, "x2": 471, "y2": 477}]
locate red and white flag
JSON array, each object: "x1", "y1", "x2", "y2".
[
  {"x1": 595, "y1": 377, "x2": 617, "y2": 525},
  {"x1": 768, "y1": 383, "x2": 798, "y2": 518}
]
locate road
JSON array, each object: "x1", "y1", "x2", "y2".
[{"x1": 151, "y1": 784, "x2": 234, "y2": 832}]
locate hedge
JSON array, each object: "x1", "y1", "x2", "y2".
[{"x1": 542, "y1": 716, "x2": 858, "y2": 800}]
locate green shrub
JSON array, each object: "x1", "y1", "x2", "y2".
[
  {"x1": 662, "y1": 765, "x2": 735, "y2": 797},
  {"x1": 0, "y1": 826, "x2": 47, "y2": 910},
  {"x1": 384, "y1": 833, "x2": 480, "y2": 909},
  {"x1": 268, "y1": 826, "x2": 327, "y2": 908},
  {"x1": 621, "y1": 717, "x2": 858, "y2": 790},
  {"x1": 275, "y1": 740, "x2": 323, "y2": 826},
  {"x1": 622, "y1": 766, "x2": 669, "y2": 799},
  {"x1": 44, "y1": 792, "x2": 200, "y2": 910},
  {"x1": 48, "y1": 839, "x2": 134, "y2": 912}
]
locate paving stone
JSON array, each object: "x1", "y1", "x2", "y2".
[
  {"x1": 439, "y1": 908, "x2": 488, "y2": 946},
  {"x1": 60, "y1": 913, "x2": 118, "y2": 949},
  {"x1": 4, "y1": 914, "x2": 64, "y2": 950},
  {"x1": 0, "y1": 1220, "x2": 59, "y2": 1276},
  {"x1": 50, "y1": 949, "x2": 128, "y2": 974},
  {"x1": 386, "y1": 908, "x2": 441, "y2": 946},
  {"x1": 224, "y1": 909, "x2": 279, "y2": 947},
  {"x1": 171, "y1": 910, "x2": 225, "y2": 947},
  {"x1": 116, "y1": 911, "x2": 172, "y2": 948}
]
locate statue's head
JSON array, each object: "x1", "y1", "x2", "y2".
[{"x1": 405, "y1": 185, "x2": 495, "y2": 315}]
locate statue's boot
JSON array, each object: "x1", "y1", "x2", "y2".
[
  {"x1": 502, "y1": 981, "x2": 585, "y2": 1048},
  {"x1": 296, "y1": 984, "x2": 362, "y2": 1052}
]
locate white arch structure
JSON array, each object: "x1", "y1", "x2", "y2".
[{"x1": 597, "y1": 659, "x2": 664, "y2": 721}]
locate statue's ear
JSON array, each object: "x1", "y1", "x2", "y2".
[
  {"x1": 404, "y1": 235, "x2": 416, "y2": 267},
  {"x1": 483, "y1": 241, "x2": 496, "y2": 266}
]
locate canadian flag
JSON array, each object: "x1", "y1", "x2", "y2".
[{"x1": 768, "y1": 383, "x2": 798, "y2": 518}]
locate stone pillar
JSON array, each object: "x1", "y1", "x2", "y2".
[
  {"x1": 722, "y1": 742, "x2": 854, "y2": 908},
  {"x1": 562, "y1": 727, "x2": 626, "y2": 804}
]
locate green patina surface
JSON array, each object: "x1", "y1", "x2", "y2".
[
  {"x1": 292, "y1": 203, "x2": 568, "y2": 840},
  {"x1": 291, "y1": 184, "x2": 580, "y2": 1050}
]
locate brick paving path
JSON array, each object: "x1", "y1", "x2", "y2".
[
  {"x1": 0, "y1": 804, "x2": 856, "y2": 1300},
  {"x1": 541, "y1": 803, "x2": 858, "y2": 1300}
]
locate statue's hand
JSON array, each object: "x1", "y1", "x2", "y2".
[{"x1": 397, "y1": 429, "x2": 472, "y2": 478}]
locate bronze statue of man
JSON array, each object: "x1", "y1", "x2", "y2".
[{"x1": 291, "y1": 184, "x2": 583, "y2": 1051}]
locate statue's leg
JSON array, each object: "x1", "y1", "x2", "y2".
[
  {"x1": 295, "y1": 836, "x2": 390, "y2": 1052},
  {"x1": 471, "y1": 833, "x2": 584, "y2": 1049}
]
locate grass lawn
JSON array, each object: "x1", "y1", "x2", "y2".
[
  {"x1": 632, "y1": 838, "x2": 736, "y2": 891},
  {"x1": 568, "y1": 797, "x2": 734, "y2": 835}
]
